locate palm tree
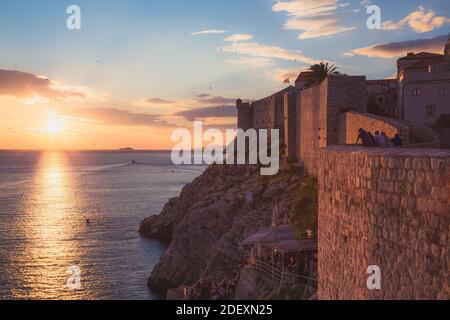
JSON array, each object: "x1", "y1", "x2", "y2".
[{"x1": 304, "y1": 61, "x2": 340, "y2": 88}]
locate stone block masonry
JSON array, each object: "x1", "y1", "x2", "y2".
[
  {"x1": 318, "y1": 145, "x2": 450, "y2": 300},
  {"x1": 338, "y1": 111, "x2": 411, "y2": 145},
  {"x1": 300, "y1": 76, "x2": 367, "y2": 175}
]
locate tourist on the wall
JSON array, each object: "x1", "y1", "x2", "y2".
[
  {"x1": 367, "y1": 131, "x2": 377, "y2": 146},
  {"x1": 374, "y1": 131, "x2": 386, "y2": 147},
  {"x1": 392, "y1": 134, "x2": 403, "y2": 147},
  {"x1": 381, "y1": 132, "x2": 392, "y2": 147},
  {"x1": 356, "y1": 128, "x2": 373, "y2": 147}
]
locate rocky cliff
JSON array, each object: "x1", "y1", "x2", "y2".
[{"x1": 139, "y1": 163, "x2": 306, "y2": 296}]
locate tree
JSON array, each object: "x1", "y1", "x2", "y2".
[{"x1": 304, "y1": 61, "x2": 340, "y2": 88}]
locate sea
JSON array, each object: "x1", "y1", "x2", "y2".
[{"x1": 0, "y1": 150, "x2": 205, "y2": 300}]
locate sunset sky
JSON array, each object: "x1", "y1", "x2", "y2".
[{"x1": 0, "y1": 0, "x2": 449, "y2": 150}]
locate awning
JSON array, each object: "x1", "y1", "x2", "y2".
[
  {"x1": 242, "y1": 225, "x2": 318, "y2": 253},
  {"x1": 266, "y1": 239, "x2": 318, "y2": 253},
  {"x1": 241, "y1": 226, "x2": 275, "y2": 245}
]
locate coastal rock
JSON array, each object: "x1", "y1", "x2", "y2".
[{"x1": 140, "y1": 164, "x2": 306, "y2": 296}]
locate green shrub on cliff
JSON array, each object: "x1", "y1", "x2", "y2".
[{"x1": 289, "y1": 176, "x2": 318, "y2": 239}]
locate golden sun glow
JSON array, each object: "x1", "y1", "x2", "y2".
[
  {"x1": 46, "y1": 118, "x2": 64, "y2": 134},
  {"x1": 45, "y1": 111, "x2": 64, "y2": 134}
]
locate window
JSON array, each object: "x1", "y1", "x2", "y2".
[
  {"x1": 412, "y1": 88, "x2": 421, "y2": 96},
  {"x1": 377, "y1": 97, "x2": 385, "y2": 104},
  {"x1": 426, "y1": 105, "x2": 436, "y2": 117},
  {"x1": 438, "y1": 87, "x2": 447, "y2": 96}
]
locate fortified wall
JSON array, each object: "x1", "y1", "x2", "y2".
[
  {"x1": 299, "y1": 76, "x2": 367, "y2": 175},
  {"x1": 237, "y1": 72, "x2": 447, "y2": 300},
  {"x1": 318, "y1": 146, "x2": 450, "y2": 300},
  {"x1": 237, "y1": 86, "x2": 298, "y2": 160}
]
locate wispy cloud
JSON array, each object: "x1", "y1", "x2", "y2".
[
  {"x1": 360, "y1": 0, "x2": 372, "y2": 7},
  {"x1": 59, "y1": 107, "x2": 172, "y2": 127},
  {"x1": 225, "y1": 34, "x2": 254, "y2": 42},
  {"x1": 190, "y1": 29, "x2": 226, "y2": 36},
  {"x1": 226, "y1": 57, "x2": 273, "y2": 68},
  {"x1": 382, "y1": 6, "x2": 450, "y2": 33},
  {"x1": 0, "y1": 70, "x2": 99, "y2": 103},
  {"x1": 175, "y1": 105, "x2": 237, "y2": 121},
  {"x1": 196, "y1": 95, "x2": 236, "y2": 105},
  {"x1": 273, "y1": 67, "x2": 308, "y2": 83},
  {"x1": 272, "y1": 0, "x2": 354, "y2": 40},
  {"x1": 345, "y1": 34, "x2": 448, "y2": 58},
  {"x1": 145, "y1": 97, "x2": 176, "y2": 104},
  {"x1": 221, "y1": 41, "x2": 319, "y2": 64}
]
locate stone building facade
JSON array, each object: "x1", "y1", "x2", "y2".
[
  {"x1": 318, "y1": 146, "x2": 450, "y2": 300},
  {"x1": 366, "y1": 79, "x2": 398, "y2": 118},
  {"x1": 397, "y1": 37, "x2": 450, "y2": 125}
]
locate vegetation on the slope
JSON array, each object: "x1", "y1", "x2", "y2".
[{"x1": 288, "y1": 176, "x2": 318, "y2": 239}]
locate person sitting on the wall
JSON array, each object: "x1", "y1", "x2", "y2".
[
  {"x1": 392, "y1": 134, "x2": 403, "y2": 147},
  {"x1": 381, "y1": 132, "x2": 392, "y2": 147},
  {"x1": 374, "y1": 131, "x2": 386, "y2": 147},
  {"x1": 356, "y1": 128, "x2": 373, "y2": 147},
  {"x1": 368, "y1": 131, "x2": 377, "y2": 147}
]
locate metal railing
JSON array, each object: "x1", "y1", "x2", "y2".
[{"x1": 250, "y1": 259, "x2": 317, "y2": 289}]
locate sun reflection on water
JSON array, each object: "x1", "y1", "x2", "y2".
[{"x1": 14, "y1": 152, "x2": 83, "y2": 299}]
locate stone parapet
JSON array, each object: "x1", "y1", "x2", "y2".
[{"x1": 318, "y1": 145, "x2": 450, "y2": 300}]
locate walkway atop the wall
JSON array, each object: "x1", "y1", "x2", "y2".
[{"x1": 324, "y1": 145, "x2": 450, "y2": 158}]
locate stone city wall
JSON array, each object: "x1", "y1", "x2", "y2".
[
  {"x1": 318, "y1": 145, "x2": 450, "y2": 300},
  {"x1": 300, "y1": 76, "x2": 367, "y2": 175}
]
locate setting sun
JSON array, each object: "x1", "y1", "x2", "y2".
[{"x1": 46, "y1": 117, "x2": 64, "y2": 134}]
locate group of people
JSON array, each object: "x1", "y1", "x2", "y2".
[
  {"x1": 356, "y1": 128, "x2": 403, "y2": 148},
  {"x1": 183, "y1": 276, "x2": 239, "y2": 300}
]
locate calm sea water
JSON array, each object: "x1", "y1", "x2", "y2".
[{"x1": 0, "y1": 151, "x2": 204, "y2": 300}]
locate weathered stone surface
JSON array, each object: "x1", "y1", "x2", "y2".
[
  {"x1": 140, "y1": 164, "x2": 306, "y2": 296},
  {"x1": 318, "y1": 146, "x2": 450, "y2": 300}
]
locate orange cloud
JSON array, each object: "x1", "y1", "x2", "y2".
[
  {"x1": 225, "y1": 34, "x2": 254, "y2": 42},
  {"x1": 0, "y1": 70, "x2": 100, "y2": 103},
  {"x1": 382, "y1": 6, "x2": 450, "y2": 33},
  {"x1": 59, "y1": 107, "x2": 173, "y2": 127},
  {"x1": 221, "y1": 41, "x2": 318, "y2": 64},
  {"x1": 345, "y1": 34, "x2": 448, "y2": 58},
  {"x1": 273, "y1": 68, "x2": 308, "y2": 83},
  {"x1": 175, "y1": 105, "x2": 236, "y2": 121},
  {"x1": 226, "y1": 57, "x2": 272, "y2": 68},
  {"x1": 145, "y1": 98, "x2": 176, "y2": 104},
  {"x1": 272, "y1": 0, "x2": 354, "y2": 39}
]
